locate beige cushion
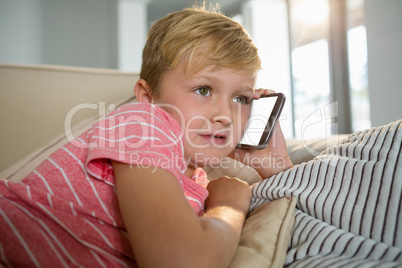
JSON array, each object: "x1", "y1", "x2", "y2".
[
  {"x1": 230, "y1": 197, "x2": 296, "y2": 268},
  {"x1": 286, "y1": 134, "x2": 350, "y2": 165},
  {"x1": 0, "y1": 64, "x2": 139, "y2": 171},
  {"x1": 0, "y1": 95, "x2": 137, "y2": 182}
]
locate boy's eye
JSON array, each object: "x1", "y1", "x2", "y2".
[
  {"x1": 233, "y1": 96, "x2": 248, "y2": 105},
  {"x1": 195, "y1": 87, "x2": 211, "y2": 96}
]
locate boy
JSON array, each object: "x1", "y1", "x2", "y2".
[{"x1": 0, "y1": 8, "x2": 292, "y2": 267}]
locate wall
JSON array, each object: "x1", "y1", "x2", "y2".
[
  {"x1": 0, "y1": 0, "x2": 43, "y2": 64},
  {"x1": 365, "y1": 0, "x2": 402, "y2": 127},
  {"x1": 118, "y1": 0, "x2": 148, "y2": 71},
  {"x1": 0, "y1": 0, "x2": 119, "y2": 69}
]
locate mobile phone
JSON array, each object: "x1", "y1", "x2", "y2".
[{"x1": 237, "y1": 93, "x2": 285, "y2": 150}]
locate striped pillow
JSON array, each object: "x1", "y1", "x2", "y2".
[{"x1": 250, "y1": 120, "x2": 402, "y2": 267}]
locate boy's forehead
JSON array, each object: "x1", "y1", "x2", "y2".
[
  {"x1": 184, "y1": 63, "x2": 256, "y2": 81},
  {"x1": 183, "y1": 65, "x2": 257, "y2": 92},
  {"x1": 179, "y1": 44, "x2": 253, "y2": 77}
]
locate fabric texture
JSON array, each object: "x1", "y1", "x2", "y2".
[
  {"x1": 250, "y1": 120, "x2": 402, "y2": 267},
  {"x1": 0, "y1": 102, "x2": 208, "y2": 267},
  {"x1": 230, "y1": 197, "x2": 297, "y2": 268}
]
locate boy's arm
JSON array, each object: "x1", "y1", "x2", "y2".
[{"x1": 112, "y1": 161, "x2": 251, "y2": 268}]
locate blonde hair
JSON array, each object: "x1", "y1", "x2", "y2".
[{"x1": 140, "y1": 8, "x2": 261, "y2": 97}]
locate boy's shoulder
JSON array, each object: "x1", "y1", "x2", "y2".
[
  {"x1": 112, "y1": 101, "x2": 156, "y2": 114},
  {"x1": 108, "y1": 102, "x2": 181, "y2": 131}
]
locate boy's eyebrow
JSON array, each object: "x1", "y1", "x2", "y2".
[
  {"x1": 240, "y1": 87, "x2": 255, "y2": 95},
  {"x1": 232, "y1": 85, "x2": 255, "y2": 96},
  {"x1": 189, "y1": 75, "x2": 255, "y2": 94},
  {"x1": 188, "y1": 74, "x2": 217, "y2": 82}
]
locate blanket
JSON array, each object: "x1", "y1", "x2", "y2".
[{"x1": 250, "y1": 120, "x2": 402, "y2": 267}]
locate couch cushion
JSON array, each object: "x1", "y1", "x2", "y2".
[
  {"x1": 230, "y1": 197, "x2": 296, "y2": 268},
  {"x1": 0, "y1": 94, "x2": 137, "y2": 182},
  {"x1": 0, "y1": 64, "x2": 139, "y2": 171},
  {"x1": 286, "y1": 134, "x2": 350, "y2": 165}
]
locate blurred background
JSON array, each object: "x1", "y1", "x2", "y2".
[{"x1": 1, "y1": 0, "x2": 401, "y2": 139}]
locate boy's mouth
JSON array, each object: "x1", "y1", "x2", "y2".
[{"x1": 200, "y1": 133, "x2": 228, "y2": 145}]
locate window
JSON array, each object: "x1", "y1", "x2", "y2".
[
  {"x1": 289, "y1": 0, "x2": 331, "y2": 139},
  {"x1": 346, "y1": 0, "x2": 370, "y2": 132},
  {"x1": 241, "y1": 0, "x2": 293, "y2": 138},
  {"x1": 243, "y1": 0, "x2": 370, "y2": 139}
]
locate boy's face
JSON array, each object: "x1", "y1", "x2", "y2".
[{"x1": 154, "y1": 61, "x2": 256, "y2": 169}]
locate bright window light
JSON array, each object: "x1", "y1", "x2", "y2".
[{"x1": 293, "y1": 0, "x2": 329, "y2": 25}]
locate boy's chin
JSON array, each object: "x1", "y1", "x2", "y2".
[
  {"x1": 192, "y1": 142, "x2": 237, "y2": 152},
  {"x1": 188, "y1": 152, "x2": 232, "y2": 169}
]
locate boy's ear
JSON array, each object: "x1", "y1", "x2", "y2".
[{"x1": 134, "y1": 79, "x2": 153, "y2": 103}]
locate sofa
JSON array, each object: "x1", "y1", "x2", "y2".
[{"x1": 1, "y1": 64, "x2": 400, "y2": 267}]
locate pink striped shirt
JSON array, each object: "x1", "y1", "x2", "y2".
[{"x1": 0, "y1": 102, "x2": 209, "y2": 267}]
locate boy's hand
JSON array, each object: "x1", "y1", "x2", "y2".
[
  {"x1": 230, "y1": 89, "x2": 294, "y2": 179},
  {"x1": 205, "y1": 176, "x2": 251, "y2": 215}
]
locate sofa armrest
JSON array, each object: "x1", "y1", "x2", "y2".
[{"x1": 0, "y1": 64, "x2": 139, "y2": 171}]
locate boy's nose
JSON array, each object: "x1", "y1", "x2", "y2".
[
  {"x1": 211, "y1": 115, "x2": 233, "y2": 126},
  {"x1": 210, "y1": 101, "x2": 233, "y2": 126}
]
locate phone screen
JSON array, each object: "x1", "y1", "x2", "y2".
[
  {"x1": 237, "y1": 93, "x2": 285, "y2": 149},
  {"x1": 239, "y1": 96, "x2": 278, "y2": 146}
]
